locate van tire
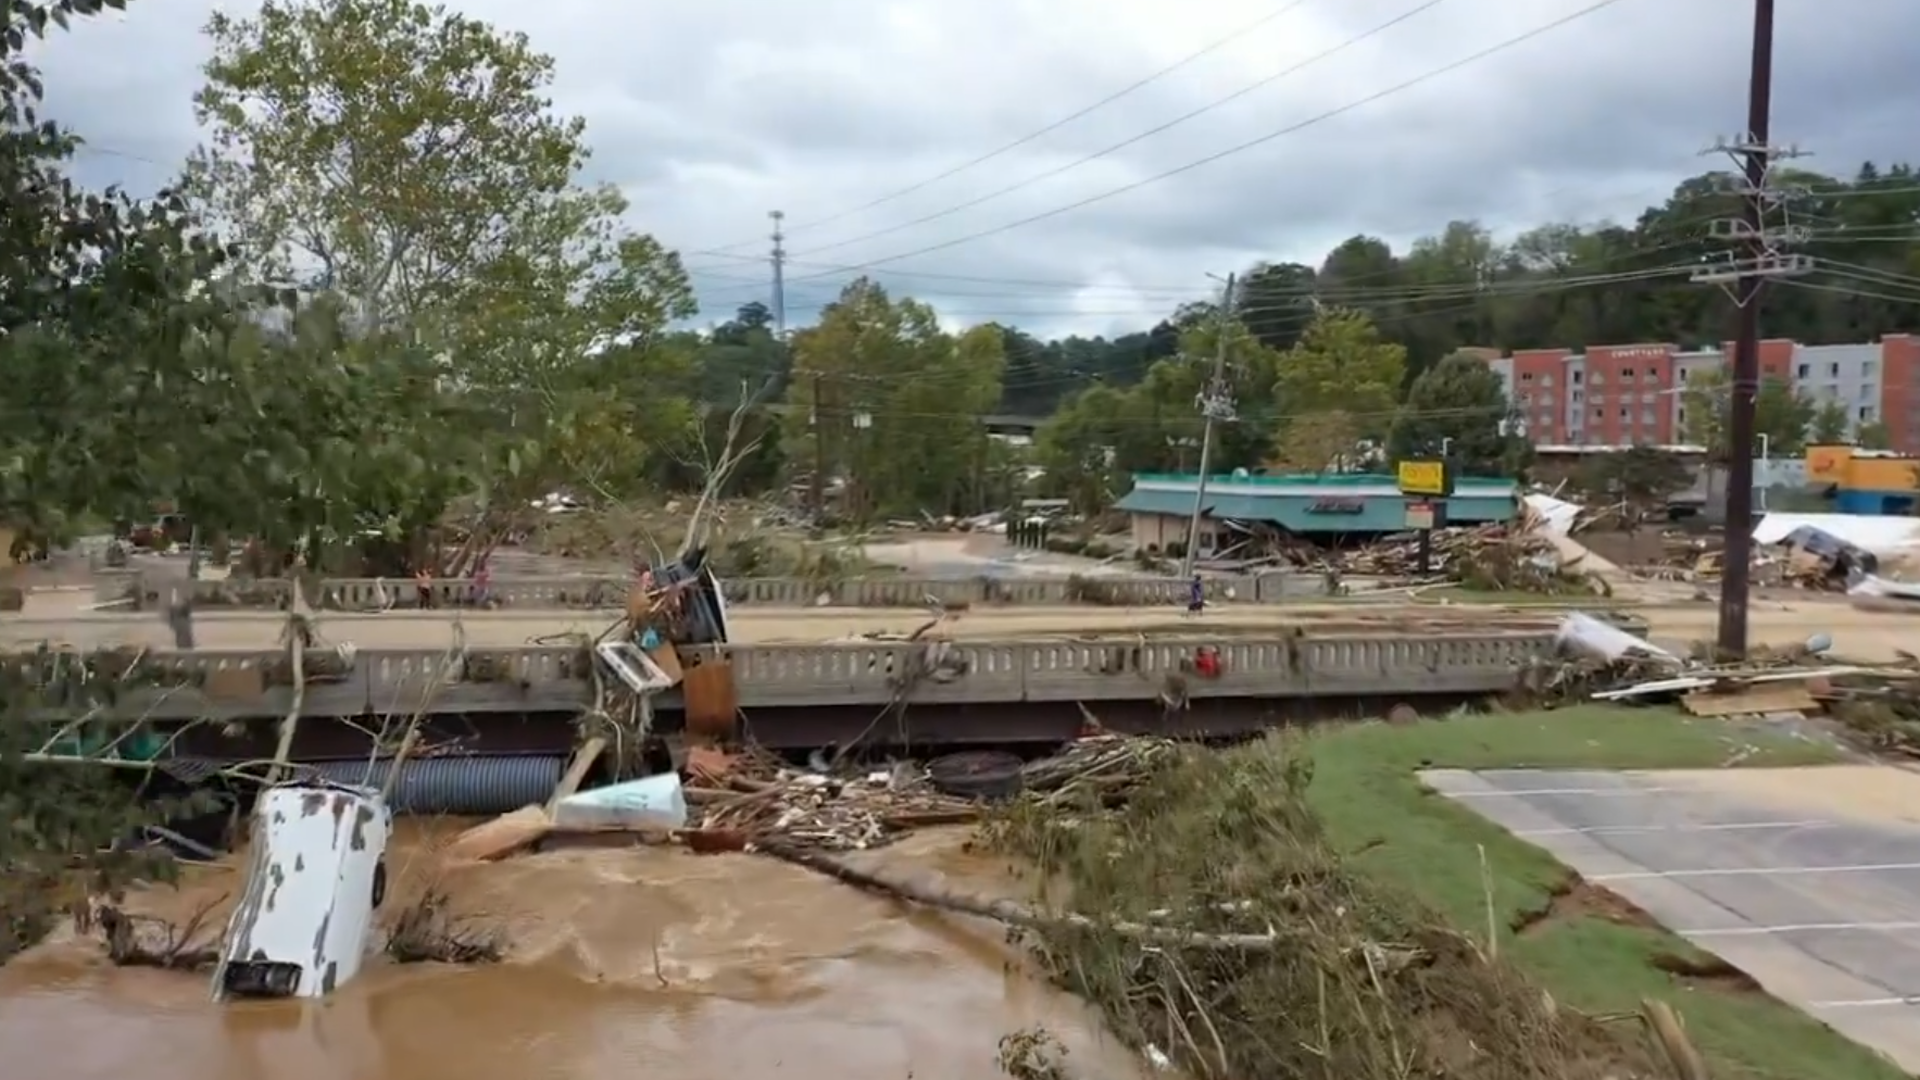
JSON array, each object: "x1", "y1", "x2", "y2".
[{"x1": 371, "y1": 861, "x2": 388, "y2": 909}]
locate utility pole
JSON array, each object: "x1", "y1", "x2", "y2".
[
  {"x1": 809, "y1": 374, "x2": 825, "y2": 519},
  {"x1": 1181, "y1": 272, "x2": 1237, "y2": 576},
  {"x1": 769, "y1": 210, "x2": 788, "y2": 336},
  {"x1": 1691, "y1": 0, "x2": 1808, "y2": 657}
]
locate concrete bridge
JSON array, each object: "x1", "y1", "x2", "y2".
[{"x1": 7, "y1": 621, "x2": 1555, "y2": 749}]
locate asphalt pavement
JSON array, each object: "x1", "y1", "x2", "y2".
[{"x1": 1425, "y1": 766, "x2": 1920, "y2": 1072}]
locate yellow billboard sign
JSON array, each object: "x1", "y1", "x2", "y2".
[{"x1": 1397, "y1": 460, "x2": 1449, "y2": 497}]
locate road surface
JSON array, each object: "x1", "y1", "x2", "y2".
[
  {"x1": 0, "y1": 594, "x2": 1915, "y2": 656},
  {"x1": 1427, "y1": 764, "x2": 1920, "y2": 1071}
]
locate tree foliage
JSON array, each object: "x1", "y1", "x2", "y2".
[
  {"x1": 183, "y1": 0, "x2": 700, "y2": 557},
  {"x1": 1274, "y1": 309, "x2": 1405, "y2": 441},
  {"x1": 1, "y1": 0, "x2": 235, "y2": 959},
  {"x1": 1388, "y1": 351, "x2": 1531, "y2": 477},
  {"x1": 1678, "y1": 366, "x2": 1814, "y2": 461},
  {"x1": 786, "y1": 280, "x2": 1006, "y2": 518},
  {"x1": 1808, "y1": 398, "x2": 1851, "y2": 446},
  {"x1": 1574, "y1": 446, "x2": 1694, "y2": 520}
]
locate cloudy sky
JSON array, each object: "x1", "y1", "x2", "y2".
[{"x1": 27, "y1": 0, "x2": 1919, "y2": 338}]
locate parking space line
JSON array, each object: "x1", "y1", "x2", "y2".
[
  {"x1": 1810, "y1": 996, "x2": 1920, "y2": 1009},
  {"x1": 1449, "y1": 787, "x2": 1679, "y2": 798},
  {"x1": 1516, "y1": 819, "x2": 1827, "y2": 837},
  {"x1": 1684, "y1": 921, "x2": 1920, "y2": 937},
  {"x1": 1595, "y1": 862, "x2": 1920, "y2": 882}
]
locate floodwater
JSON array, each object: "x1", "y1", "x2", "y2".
[{"x1": 0, "y1": 824, "x2": 1150, "y2": 1080}]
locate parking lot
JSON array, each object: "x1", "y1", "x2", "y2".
[{"x1": 1424, "y1": 764, "x2": 1920, "y2": 1072}]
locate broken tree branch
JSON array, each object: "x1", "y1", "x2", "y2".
[
  {"x1": 754, "y1": 841, "x2": 1281, "y2": 950},
  {"x1": 679, "y1": 375, "x2": 777, "y2": 558}
]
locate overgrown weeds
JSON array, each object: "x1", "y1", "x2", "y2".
[{"x1": 981, "y1": 736, "x2": 1661, "y2": 1080}]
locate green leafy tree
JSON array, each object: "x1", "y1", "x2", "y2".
[
  {"x1": 185, "y1": 0, "x2": 698, "y2": 562},
  {"x1": 2, "y1": 0, "x2": 233, "y2": 960},
  {"x1": 1035, "y1": 386, "x2": 1130, "y2": 513},
  {"x1": 1858, "y1": 420, "x2": 1893, "y2": 450},
  {"x1": 927, "y1": 163, "x2": 1920, "y2": 417},
  {"x1": 786, "y1": 280, "x2": 1006, "y2": 518},
  {"x1": 1808, "y1": 398, "x2": 1851, "y2": 445},
  {"x1": 1274, "y1": 309, "x2": 1404, "y2": 453},
  {"x1": 1679, "y1": 366, "x2": 1814, "y2": 460},
  {"x1": 1387, "y1": 350, "x2": 1532, "y2": 476},
  {"x1": 1574, "y1": 446, "x2": 1693, "y2": 524}
]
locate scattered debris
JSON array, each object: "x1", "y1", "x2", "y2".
[
  {"x1": 684, "y1": 748, "x2": 978, "y2": 852},
  {"x1": 555, "y1": 771, "x2": 689, "y2": 831},
  {"x1": 90, "y1": 895, "x2": 224, "y2": 971},
  {"x1": 1532, "y1": 612, "x2": 1920, "y2": 759},
  {"x1": 385, "y1": 886, "x2": 505, "y2": 965}
]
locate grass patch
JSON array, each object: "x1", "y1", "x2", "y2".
[
  {"x1": 986, "y1": 708, "x2": 1896, "y2": 1080},
  {"x1": 1304, "y1": 707, "x2": 1899, "y2": 1080}
]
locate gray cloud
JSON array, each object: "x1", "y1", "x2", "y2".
[{"x1": 23, "y1": 0, "x2": 1920, "y2": 337}]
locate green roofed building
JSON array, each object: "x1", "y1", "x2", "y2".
[{"x1": 1114, "y1": 472, "x2": 1519, "y2": 555}]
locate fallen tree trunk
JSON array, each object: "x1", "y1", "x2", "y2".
[{"x1": 754, "y1": 841, "x2": 1280, "y2": 950}]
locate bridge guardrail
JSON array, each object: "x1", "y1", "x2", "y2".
[
  {"x1": 6, "y1": 630, "x2": 1556, "y2": 721},
  {"x1": 115, "y1": 571, "x2": 1335, "y2": 611}
]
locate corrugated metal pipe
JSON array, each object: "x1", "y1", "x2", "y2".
[{"x1": 303, "y1": 755, "x2": 565, "y2": 816}]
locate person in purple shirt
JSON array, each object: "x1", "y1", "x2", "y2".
[{"x1": 1186, "y1": 574, "x2": 1205, "y2": 616}]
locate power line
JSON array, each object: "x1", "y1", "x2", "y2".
[
  {"x1": 795, "y1": 0, "x2": 1450, "y2": 260},
  {"x1": 689, "y1": 170, "x2": 1728, "y2": 303},
  {"x1": 780, "y1": 0, "x2": 1632, "y2": 286},
  {"x1": 700, "y1": 0, "x2": 1321, "y2": 254}
]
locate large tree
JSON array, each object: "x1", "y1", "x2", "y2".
[
  {"x1": 1679, "y1": 366, "x2": 1815, "y2": 461},
  {"x1": 1388, "y1": 350, "x2": 1531, "y2": 477},
  {"x1": 786, "y1": 279, "x2": 1006, "y2": 518},
  {"x1": 1274, "y1": 309, "x2": 1405, "y2": 448},
  {"x1": 184, "y1": 0, "x2": 700, "y2": 559},
  {"x1": 2, "y1": 0, "x2": 233, "y2": 960},
  {"x1": 1, "y1": 0, "x2": 243, "y2": 546}
]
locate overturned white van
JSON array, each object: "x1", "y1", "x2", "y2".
[{"x1": 212, "y1": 780, "x2": 392, "y2": 1001}]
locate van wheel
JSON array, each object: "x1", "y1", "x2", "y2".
[{"x1": 371, "y1": 861, "x2": 388, "y2": 909}]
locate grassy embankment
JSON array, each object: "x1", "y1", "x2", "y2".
[{"x1": 992, "y1": 707, "x2": 1902, "y2": 1080}]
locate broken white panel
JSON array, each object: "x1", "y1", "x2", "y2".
[
  {"x1": 1556, "y1": 612, "x2": 1682, "y2": 668},
  {"x1": 1848, "y1": 573, "x2": 1920, "y2": 602},
  {"x1": 213, "y1": 781, "x2": 392, "y2": 1001},
  {"x1": 1755, "y1": 512, "x2": 1920, "y2": 557},
  {"x1": 553, "y1": 772, "x2": 688, "y2": 831},
  {"x1": 1523, "y1": 492, "x2": 1582, "y2": 537}
]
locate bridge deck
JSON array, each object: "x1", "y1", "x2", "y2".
[{"x1": 0, "y1": 603, "x2": 1576, "y2": 651}]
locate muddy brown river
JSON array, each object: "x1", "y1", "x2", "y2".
[{"x1": 0, "y1": 825, "x2": 1150, "y2": 1080}]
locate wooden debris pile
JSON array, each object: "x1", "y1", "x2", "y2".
[
  {"x1": 1328, "y1": 521, "x2": 1608, "y2": 595},
  {"x1": 1016, "y1": 733, "x2": 1179, "y2": 806},
  {"x1": 683, "y1": 747, "x2": 979, "y2": 852}
]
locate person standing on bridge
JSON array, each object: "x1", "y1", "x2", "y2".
[{"x1": 1186, "y1": 573, "x2": 1206, "y2": 617}]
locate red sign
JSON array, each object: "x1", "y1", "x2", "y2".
[{"x1": 1309, "y1": 497, "x2": 1365, "y2": 514}]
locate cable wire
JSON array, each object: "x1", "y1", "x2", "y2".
[
  {"x1": 781, "y1": 0, "x2": 1630, "y2": 284},
  {"x1": 795, "y1": 0, "x2": 1449, "y2": 259},
  {"x1": 700, "y1": 0, "x2": 1323, "y2": 253}
]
